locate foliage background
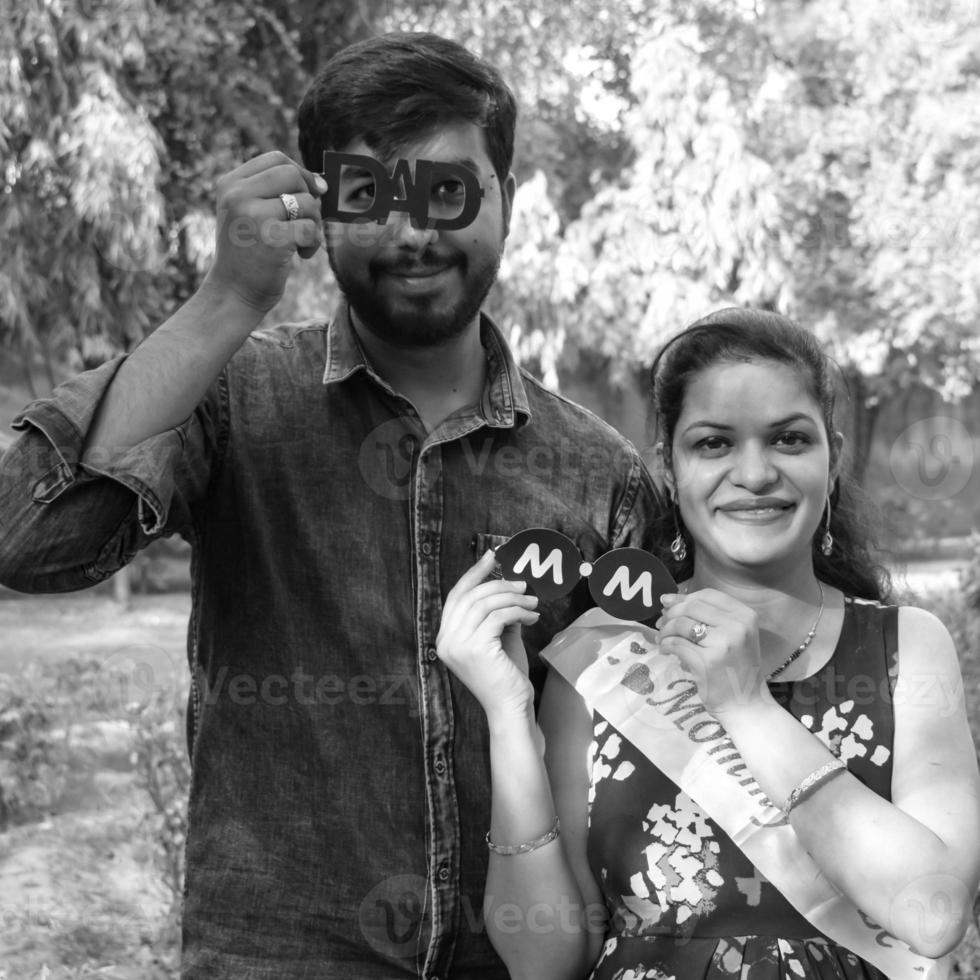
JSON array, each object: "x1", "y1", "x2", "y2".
[{"x1": 2, "y1": 0, "x2": 979, "y2": 519}]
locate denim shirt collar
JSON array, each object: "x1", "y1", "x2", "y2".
[{"x1": 321, "y1": 303, "x2": 531, "y2": 429}]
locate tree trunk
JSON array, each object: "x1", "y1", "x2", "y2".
[
  {"x1": 19, "y1": 345, "x2": 38, "y2": 400},
  {"x1": 113, "y1": 566, "x2": 132, "y2": 609},
  {"x1": 38, "y1": 337, "x2": 58, "y2": 394},
  {"x1": 843, "y1": 369, "x2": 880, "y2": 491}
]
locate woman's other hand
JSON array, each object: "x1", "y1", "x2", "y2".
[{"x1": 654, "y1": 587, "x2": 771, "y2": 717}]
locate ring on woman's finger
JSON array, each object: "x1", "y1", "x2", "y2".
[
  {"x1": 689, "y1": 621, "x2": 709, "y2": 644},
  {"x1": 279, "y1": 192, "x2": 300, "y2": 221}
]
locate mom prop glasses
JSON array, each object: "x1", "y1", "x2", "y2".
[{"x1": 494, "y1": 528, "x2": 676, "y2": 623}]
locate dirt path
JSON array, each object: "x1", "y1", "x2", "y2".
[
  {"x1": 0, "y1": 757, "x2": 178, "y2": 978},
  {"x1": 0, "y1": 593, "x2": 191, "y2": 978}
]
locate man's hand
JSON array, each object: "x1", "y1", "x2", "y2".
[{"x1": 203, "y1": 151, "x2": 327, "y2": 316}]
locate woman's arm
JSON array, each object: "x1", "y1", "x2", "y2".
[
  {"x1": 707, "y1": 605, "x2": 980, "y2": 957},
  {"x1": 481, "y1": 692, "x2": 600, "y2": 980},
  {"x1": 537, "y1": 668, "x2": 608, "y2": 968},
  {"x1": 436, "y1": 553, "x2": 602, "y2": 979}
]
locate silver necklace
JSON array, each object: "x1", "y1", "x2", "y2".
[{"x1": 767, "y1": 582, "x2": 826, "y2": 681}]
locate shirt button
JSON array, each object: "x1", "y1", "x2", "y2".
[
  {"x1": 438, "y1": 863, "x2": 450, "y2": 882},
  {"x1": 433, "y1": 757, "x2": 446, "y2": 777},
  {"x1": 426, "y1": 646, "x2": 438, "y2": 662},
  {"x1": 421, "y1": 541, "x2": 433, "y2": 556}
]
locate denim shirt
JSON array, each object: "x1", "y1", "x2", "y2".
[{"x1": 0, "y1": 307, "x2": 663, "y2": 979}]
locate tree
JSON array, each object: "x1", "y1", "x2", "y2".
[
  {"x1": 0, "y1": 0, "x2": 389, "y2": 383},
  {"x1": 532, "y1": 0, "x2": 980, "y2": 485},
  {"x1": 5, "y1": 0, "x2": 978, "y2": 498}
]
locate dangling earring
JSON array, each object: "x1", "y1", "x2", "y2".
[
  {"x1": 821, "y1": 497, "x2": 833, "y2": 556},
  {"x1": 670, "y1": 531, "x2": 687, "y2": 563},
  {"x1": 670, "y1": 506, "x2": 688, "y2": 563}
]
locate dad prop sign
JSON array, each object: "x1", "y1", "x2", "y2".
[
  {"x1": 494, "y1": 528, "x2": 676, "y2": 623},
  {"x1": 320, "y1": 152, "x2": 485, "y2": 230}
]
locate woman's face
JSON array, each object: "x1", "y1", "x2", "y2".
[{"x1": 668, "y1": 358, "x2": 836, "y2": 577}]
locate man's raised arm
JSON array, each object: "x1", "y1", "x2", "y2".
[
  {"x1": 85, "y1": 153, "x2": 326, "y2": 455},
  {"x1": 0, "y1": 153, "x2": 325, "y2": 593}
]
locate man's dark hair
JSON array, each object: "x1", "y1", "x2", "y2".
[{"x1": 297, "y1": 32, "x2": 517, "y2": 181}]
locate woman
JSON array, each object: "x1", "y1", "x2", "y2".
[{"x1": 436, "y1": 309, "x2": 980, "y2": 980}]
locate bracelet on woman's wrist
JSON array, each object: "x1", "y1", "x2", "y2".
[
  {"x1": 486, "y1": 816, "x2": 560, "y2": 855},
  {"x1": 784, "y1": 758, "x2": 847, "y2": 816}
]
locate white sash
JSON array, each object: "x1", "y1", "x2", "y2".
[{"x1": 540, "y1": 608, "x2": 949, "y2": 980}]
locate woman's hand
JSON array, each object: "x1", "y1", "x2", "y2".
[
  {"x1": 654, "y1": 588, "x2": 772, "y2": 717},
  {"x1": 437, "y1": 550, "x2": 541, "y2": 725}
]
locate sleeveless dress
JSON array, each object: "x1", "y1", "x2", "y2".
[{"x1": 580, "y1": 597, "x2": 898, "y2": 980}]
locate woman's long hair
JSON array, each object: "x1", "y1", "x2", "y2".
[{"x1": 648, "y1": 308, "x2": 892, "y2": 602}]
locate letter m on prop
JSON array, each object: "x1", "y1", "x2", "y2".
[
  {"x1": 513, "y1": 545, "x2": 564, "y2": 584},
  {"x1": 602, "y1": 568, "x2": 652, "y2": 607}
]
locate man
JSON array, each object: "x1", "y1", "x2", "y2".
[{"x1": 0, "y1": 33, "x2": 662, "y2": 978}]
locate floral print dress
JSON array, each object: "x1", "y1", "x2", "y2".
[{"x1": 582, "y1": 598, "x2": 898, "y2": 980}]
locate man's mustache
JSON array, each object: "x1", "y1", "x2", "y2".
[{"x1": 373, "y1": 253, "x2": 463, "y2": 276}]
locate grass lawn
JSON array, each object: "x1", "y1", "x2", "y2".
[{"x1": 0, "y1": 570, "x2": 977, "y2": 978}]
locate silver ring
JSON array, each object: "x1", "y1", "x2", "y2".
[
  {"x1": 279, "y1": 192, "x2": 300, "y2": 221},
  {"x1": 690, "y1": 621, "x2": 708, "y2": 644}
]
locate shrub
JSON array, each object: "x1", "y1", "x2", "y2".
[
  {"x1": 0, "y1": 664, "x2": 72, "y2": 827},
  {"x1": 131, "y1": 691, "x2": 190, "y2": 910},
  {"x1": 961, "y1": 533, "x2": 980, "y2": 614}
]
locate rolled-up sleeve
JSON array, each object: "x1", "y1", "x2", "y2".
[{"x1": 0, "y1": 356, "x2": 223, "y2": 593}]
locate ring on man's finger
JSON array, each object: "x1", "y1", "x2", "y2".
[
  {"x1": 279, "y1": 192, "x2": 300, "y2": 221},
  {"x1": 689, "y1": 621, "x2": 709, "y2": 644}
]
